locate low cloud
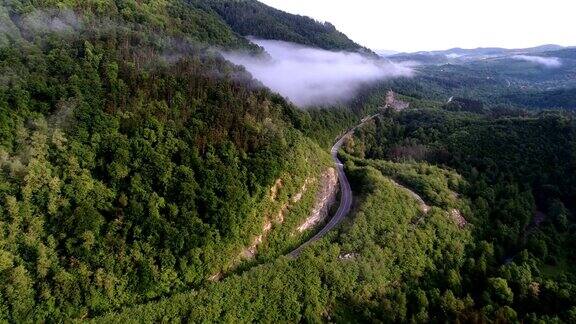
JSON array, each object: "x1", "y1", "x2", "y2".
[
  {"x1": 21, "y1": 9, "x2": 81, "y2": 33},
  {"x1": 0, "y1": 6, "x2": 19, "y2": 40},
  {"x1": 446, "y1": 53, "x2": 461, "y2": 59},
  {"x1": 223, "y1": 39, "x2": 413, "y2": 107},
  {"x1": 0, "y1": 8, "x2": 82, "y2": 40},
  {"x1": 512, "y1": 55, "x2": 562, "y2": 68}
]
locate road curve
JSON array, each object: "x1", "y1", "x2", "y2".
[{"x1": 289, "y1": 114, "x2": 379, "y2": 257}]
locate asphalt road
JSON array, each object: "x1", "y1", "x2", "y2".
[{"x1": 289, "y1": 114, "x2": 378, "y2": 257}]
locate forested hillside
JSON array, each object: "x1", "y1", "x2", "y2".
[
  {"x1": 98, "y1": 107, "x2": 576, "y2": 323},
  {"x1": 386, "y1": 47, "x2": 576, "y2": 110},
  {"x1": 204, "y1": 0, "x2": 368, "y2": 52},
  {"x1": 0, "y1": 0, "x2": 338, "y2": 321},
  {"x1": 342, "y1": 109, "x2": 576, "y2": 321},
  {"x1": 99, "y1": 156, "x2": 471, "y2": 322}
]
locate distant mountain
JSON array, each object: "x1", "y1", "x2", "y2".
[
  {"x1": 520, "y1": 44, "x2": 566, "y2": 53},
  {"x1": 389, "y1": 53, "x2": 452, "y2": 64},
  {"x1": 432, "y1": 44, "x2": 563, "y2": 57},
  {"x1": 385, "y1": 44, "x2": 576, "y2": 110},
  {"x1": 375, "y1": 50, "x2": 400, "y2": 57},
  {"x1": 540, "y1": 47, "x2": 576, "y2": 59},
  {"x1": 390, "y1": 44, "x2": 566, "y2": 64},
  {"x1": 422, "y1": 47, "x2": 508, "y2": 57},
  {"x1": 204, "y1": 0, "x2": 371, "y2": 52}
]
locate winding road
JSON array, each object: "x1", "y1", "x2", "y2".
[{"x1": 289, "y1": 114, "x2": 379, "y2": 257}]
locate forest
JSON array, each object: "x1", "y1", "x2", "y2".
[
  {"x1": 0, "y1": 0, "x2": 575, "y2": 322},
  {"x1": 102, "y1": 104, "x2": 576, "y2": 321},
  {"x1": 0, "y1": 0, "x2": 335, "y2": 320},
  {"x1": 98, "y1": 156, "x2": 473, "y2": 322},
  {"x1": 385, "y1": 47, "x2": 576, "y2": 110},
  {"x1": 204, "y1": 0, "x2": 369, "y2": 52},
  {"x1": 340, "y1": 108, "x2": 576, "y2": 322}
]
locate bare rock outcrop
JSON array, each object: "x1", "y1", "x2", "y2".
[
  {"x1": 238, "y1": 167, "x2": 338, "y2": 261},
  {"x1": 385, "y1": 90, "x2": 410, "y2": 111},
  {"x1": 270, "y1": 178, "x2": 283, "y2": 201},
  {"x1": 208, "y1": 272, "x2": 222, "y2": 282},
  {"x1": 241, "y1": 234, "x2": 264, "y2": 260},
  {"x1": 239, "y1": 177, "x2": 312, "y2": 260},
  {"x1": 339, "y1": 252, "x2": 359, "y2": 260},
  {"x1": 297, "y1": 168, "x2": 339, "y2": 232},
  {"x1": 449, "y1": 208, "x2": 467, "y2": 228}
]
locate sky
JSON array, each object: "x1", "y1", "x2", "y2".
[{"x1": 260, "y1": 0, "x2": 576, "y2": 53}]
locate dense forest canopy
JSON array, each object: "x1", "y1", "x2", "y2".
[
  {"x1": 204, "y1": 0, "x2": 371, "y2": 53},
  {"x1": 102, "y1": 108, "x2": 576, "y2": 323},
  {"x1": 0, "y1": 0, "x2": 338, "y2": 320},
  {"x1": 338, "y1": 108, "x2": 576, "y2": 322}
]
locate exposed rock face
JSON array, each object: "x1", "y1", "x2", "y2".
[
  {"x1": 291, "y1": 180, "x2": 309, "y2": 203},
  {"x1": 270, "y1": 178, "x2": 283, "y2": 201},
  {"x1": 449, "y1": 208, "x2": 467, "y2": 228},
  {"x1": 208, "y1": 272, "x2": 222, "y2": 282},
  {"x1": 297, "y1": 168, "x2": 339, "y2": 232},
  {"x1": 241, "y1": 234, "x2": 264, "y2": 259},
  {"x1": 338, "y1": 252, "x2": 359, "y2": 260},
  {"x1": 238, "y1": 168, "x2": 338, "y2": 261},
  {"x1": 240, "y1": 177, "x2": 312, "y2": 260},
  {"x1": 385, "y1": 90, "x2": 410, "y2": 111}
]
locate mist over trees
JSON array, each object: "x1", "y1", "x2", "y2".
[
  {"x1": 0, "y1": 0, "x2": 330, "y2": 320},
  {"x1": 223, "y1": 39, "x2": 413, "y2": 107}
]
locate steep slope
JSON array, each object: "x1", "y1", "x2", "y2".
[
  {"x1": 203, "y1": 0, "x2": 369, "y2": 52},
  {"x1": 0, "y1": 0, "x2": 336, "y2": 321},
  {"x1": 97, "y1": 159, "x2": 471, "y2": 323}
]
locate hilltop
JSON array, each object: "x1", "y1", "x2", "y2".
[{"x1": 204, "y1": 0, "x2": 370, "y2": 52}]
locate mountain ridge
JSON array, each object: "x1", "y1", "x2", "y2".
[{"x1": 203, "y1": 0, "x2": 373, "y2": 53}]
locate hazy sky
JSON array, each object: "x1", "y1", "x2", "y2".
[{"x1": 260, "y1": 0, "x2": 575, "y2": 52}]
